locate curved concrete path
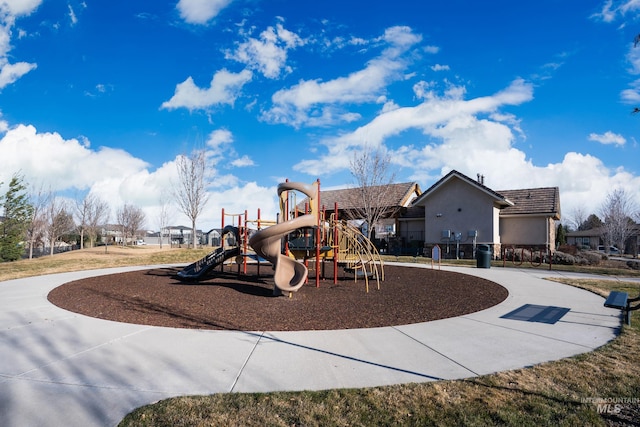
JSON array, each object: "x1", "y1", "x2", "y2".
[{"x1": 0, "y1": 264, "x2": 627, "y2": 427}]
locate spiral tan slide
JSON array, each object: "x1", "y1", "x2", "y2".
[{"x1": 249, "y1": 181, "x2": 319, "y2": 292}]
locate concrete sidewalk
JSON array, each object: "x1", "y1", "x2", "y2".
[{"x1": 0, "y1": 264, "x2": 625, "y2": 427}]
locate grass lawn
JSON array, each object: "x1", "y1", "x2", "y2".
[{"x1": 2, "y1": 247, "x2": 639, "y2": 426}]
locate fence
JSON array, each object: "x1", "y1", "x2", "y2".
[{"x1": 501, "y1": 246, "x2": 552, "y2": 270}]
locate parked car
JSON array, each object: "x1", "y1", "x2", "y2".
[
  {"x1": 597, "y1": 245, "x2": 619, "y2": 254},
  {"x1": 135, "y1": 239, "x2": 146, "y2": 245}
]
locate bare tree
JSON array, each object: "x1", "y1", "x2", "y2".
[
  {"x1": 88, "y1": 197, "x2": 110, "y2": 247},
  {"x1": 173, "y1": 149, "x2": 210, "y2": 248},
  {"x1": 75, "y1": 193, "x2": 109, "y2": 249},
  {"x1": 26, "y1": 185, "x2": 51, "y2": 259},
  {"x1": 599, "y1": 188, "x2": 637, "y2": 254},
  {"x1": 567, "y1": 206, "x2": 588, "y2": 232},
  {"x1": 116, "y1": 204, "x2": 146, "y2": 246},
  {"x1": 45, "y1": 198, "x2": 75, "y2": 256},
  {"x1": 348, "y1": 145, "x2": 397, "y2": 241},
  {"x1": 157, "y1": 191, "x2": 173, "y2": 249}
]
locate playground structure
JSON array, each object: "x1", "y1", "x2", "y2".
[
  {"x1": 177, "y1": 225, "x2": 240, "y2": 280},
  {"x1": 178, "y1": 180, "x2": 384, "y2": 294}
]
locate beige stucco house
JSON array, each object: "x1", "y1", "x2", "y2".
[{"x1": 409, "y1": 170, "x2": 561, "y2": 257}]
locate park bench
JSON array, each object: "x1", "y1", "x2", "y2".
[{"x1": 604, "y1": 291, "x2": 640, "y2": 326}]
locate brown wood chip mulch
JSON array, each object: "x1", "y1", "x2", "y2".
[{"x1": 47, "y1": 264, "x2": 508, "y2": 332}]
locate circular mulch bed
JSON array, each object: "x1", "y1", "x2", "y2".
[{"x1": 47, "y1": 264, "x2": 508, "y2": 331}]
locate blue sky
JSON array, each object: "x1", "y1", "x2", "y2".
[{"x1": 1, "y1": 0, "x2": 640, "y2": 231}]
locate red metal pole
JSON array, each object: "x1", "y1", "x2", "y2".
[
  {"x1": 334, "y1": 201, "x2": 338, "y2": 284},
  {"x1": 237, "y1": 214, "x2": 242, "y2": 274},
  {"x1": 220, "y1": 209, "x2": 225, "y2": 272},
  {"x1": 315, "y1": 179, "x2": 321, "y2": 287},
  {"x1": 257, "y1": 208, "x2": 261, "y2": 277},
  {"x1": 243, "y1": 210, "x2": 248, "y2": 274}
]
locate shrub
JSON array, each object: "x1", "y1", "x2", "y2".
[
  {"x1": 552, "y1": 251, "x2": 576, "y2": 265},
  {"x1": 627, "y1": 261, "x2": 640, "y2": 271},
  {"x1": 579, "y1": 251, "x2": 602, "y2": 266}
]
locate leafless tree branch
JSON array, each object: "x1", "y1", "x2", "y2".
[
  {"x1": 348, "y1": 145, "x2": 397, "y2": 240},
  {"x1": 173, "y1": 149, "x2": 210, "y2": 248}
]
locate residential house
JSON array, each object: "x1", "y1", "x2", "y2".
[
  {"x1": 308, "y1": 182, "x2": 422, "y2": 240},
  {"x1": 565, "y1": 228, "x2": 600, "y2": 250},
  {"x1": 161, "y1": 225, "x2": 205, "y2": 247},
  {"x1": 293, "y1": 172, "x2": 560, "y2": 258},
  {"x1": 566, "y1": 225, "x2": 640, "y2": 256},
  {"x1": 409, "y1": 170, "x2": 561, "y2": 258}
]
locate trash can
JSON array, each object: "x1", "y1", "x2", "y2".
[{"x1": 476, "y1": 244, "x2": 491, "y2": 268}]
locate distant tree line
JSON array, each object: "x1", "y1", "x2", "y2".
[
  {"x1": 560, "y1": 188, "x2": 640, "y2": 254},
  {"x1": 0, "y1": 146, "x2": 220, "y2": 261},
  {"x1": 0, "y1": 173, "x2": 148, "y2": 262}
]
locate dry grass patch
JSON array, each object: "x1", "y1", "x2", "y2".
[{"x1": 0, "y1": 246, "x2": 210, "y2": 282}]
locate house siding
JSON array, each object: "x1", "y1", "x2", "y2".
[
  {"x1": 500, "y1": 216, "x2": 551, "y2": 247},
  {"x1": 422, "y1": 178, "x2": 497, "y2": 246},
  {"x1": 398, "y1": 218, "x2": 425, "y2": 242}
]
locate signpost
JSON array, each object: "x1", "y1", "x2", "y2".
[{"x1": 431, "y1": 245, "x2": 441, "y2": 270}]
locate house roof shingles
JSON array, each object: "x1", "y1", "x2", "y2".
[
  {"x1": 498, "y1": 187, "x2": 561, "y2": 219},
  {"x1": 302, "y1": 182, "x2": 421, "y2": 211}
]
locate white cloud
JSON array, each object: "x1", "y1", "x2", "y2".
[
  {"x1": 0, "y1": 124, "x2": 148, "y2": 192},
  {"x1": 591, "y1": 0, "x2": 640, "y2": 23},
  {"x1": 423, "y1": 45, "x2": 440, "y2": 54},
  {"x1": 68, "y1": 4, "x2": 77, "y2": 25},
  {"x1": 206, "y1": 128, "x2": 233, "y2": 149},
  {"x1": 293, "y1": 79, "x2": 531, "y2": 175},
  {"x1": 0, "y1": 121, "x2": 276, "y2": 232},
  {"x1": 176, "y1": 0, "x2": 232, "y2": 25},
  {"x1": 226, "y1": 22, "x2": 305, "y2": 79},
  {"x1": 0, "y1": 60, "x2": 36, "y2": 89},
  {"x1": 202, "y1": 128, "x2": 255, "y2": 170},
  {"x1": 626, "y1": 43, "x2": 640, "y2": 75},
  {"x1": 621, "y1": 85, "x2": 640, "y2": 103},
  {"x1": 0, "y1": 0, "x2": 42, "y2": 17},
  {"x1": 413, "y1": 80, "x2": 436, "y2": 100},
  {"x1": 430, "y1": 64, "x2": 449, "y2": 71},
  {"x1": 0, "y1": 0, "x2": 40, "y2": 89},
  {"x1": 589, "y1": 131, "x2": 626, "y2": 146},
  {"x1": 231, "y1": 155, "x2": 254, "y2": 167},
  {"x1": 201, "y1": 182, "x2": 278, "y2": 229},
  {"x1": 293, "y1": 76, "x2": 640, "y2": 221},
  {"x1": 592, "y1": 0, "x2": 617, "y2": 22},
  {"x1": 261, "y1": 26, "x2": 422, "y2": 128},
  {"x1": 161, "y1": 69, "x2": 252, "y2": 111},
  {"x1": 621, "y1": 46, "x2": 640, "y2": 102}
]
